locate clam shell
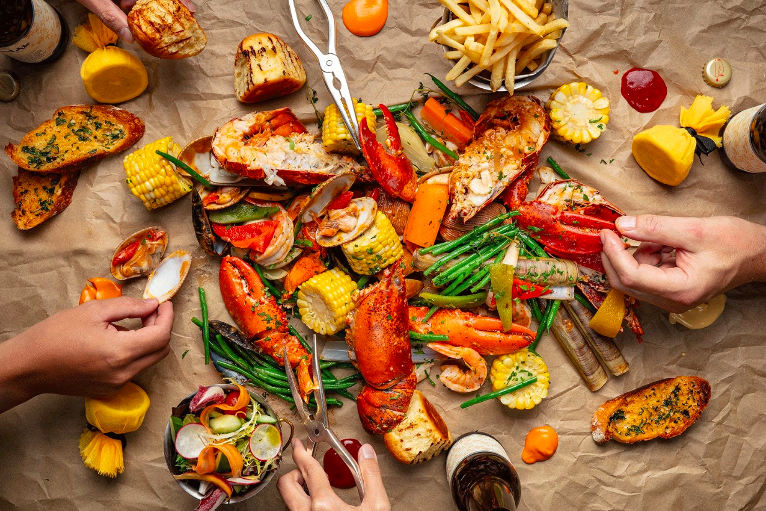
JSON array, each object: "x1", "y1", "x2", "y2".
[
  {"x1": 316, "y1": 198, "x2": 377, "y2": 247},
  {"x1": 376, "y1": 194, "x2": 411, "y2": 236},
  {"x1": 144, "y1": 250, "x2": 192, "y2": 303},
  {"x1": 111, "y1": 226, "x2": 168, "y2": 280},
  {"x1": 198, "y1": 186, "x2": 249, "y2": 210},
  {"x1": 254, "y1": 203, "x2": 295, "y2": 267},
  {"x1": 179, "y1": 136, "x2": 213, "y2": 178},
  {"x1": 439, "y1": 202, "x2": 507, "y2": 242},
  {"x1": 192, "y1": 188, "x2": 228, "y2": 257},
  {"x1": 297, "y1": 173, "x2": 356, "y2": 224}
]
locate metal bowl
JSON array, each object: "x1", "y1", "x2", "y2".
[
  {"x1": 438, "y1": 0, "x2": 568, "y2": 92},
  {"x1": 163, "y1": 384, "x2": 294, "y2": 504}
]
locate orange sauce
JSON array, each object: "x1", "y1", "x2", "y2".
[
  {"x1": 521, "y1": 425, "x2": 558, "y2": 464},
  {"x1": 342, "y1": 0, "x2": 388, "y2": 37}
]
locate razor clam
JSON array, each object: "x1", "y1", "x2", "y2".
[
  {"x1": 143, "y1": 250, "x2": 192, "y2": 303},
  {"x1": 192, "y1": 187, "x2": 229, "y2": 257},
  {"x1": 110, "y1": 226, "x2": 168, "y2": 280},
  {"x1": 551, "y1": 305, "x2": 608, "y2": 392},
  {"x1": 514, "y1": 257, "x2": 579, "y2": 286},
  {"x1": 439, "y1": 202, "x2": 507, "y2": 242},
  {"x1": 565, "y1": 300, "x2": 629, "y2": 376}
]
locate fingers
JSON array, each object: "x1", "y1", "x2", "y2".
[
  {"x1": 277, "y1": 469, "x2": 311, "y2": 511},
  {"x1": 615, "y1": 215, "x2": 703, "y2": 250},
  {"x1": 119, "y1": 0, "x2": 137, "y2": 9},
  {"x1": 291, "y1": 438, "x2": 335, "y2": 499},
  {"x1": 87, "y1": 296, "x2": 159, "y2": 323},
  {"x1": 119, "y1": 301, "x2": 174, "y2": 354},
  {"x1": 179, "y1": 0, "x2": 196, "y2": 13},
  {"x1": 126, "y1": 342, "x2": 172, "y2": 375},
  {"x1": 358, "y1": 444, "x2": 391, "y2": 510},
  {"x1": 632, "y1": 242, "x2": 664, "y2": 266},
  {"x1": 77, "y1": 0, "x2": 133, "y2": 42}
]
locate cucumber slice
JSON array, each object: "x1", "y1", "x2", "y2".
[
  {"x1": 209, "y1": 414, "x2": 243, "y2": 434},
  {"x1": 256, "y1": 414, "x2": 278, "y2": 424}
]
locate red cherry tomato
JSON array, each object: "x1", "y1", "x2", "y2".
[
  {"x1": 323, "y1": 438, "x2": 362, "y2": 489},
  {"x1": 111, "y1": 240, "x2": 139, "y2": 267},
  {"x1": 223, "y1": 390, "x2": 246, "y2": 418}
]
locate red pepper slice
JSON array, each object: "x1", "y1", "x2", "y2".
[
  {"x1": 512, "y1": 278, "x2": 552, "y2": 300},
  {"x1": 326, "y1": 191, "x2": 353, "y2": 211},
  {"x1": 212, "y1": 221, "x2": 278, "y2": 253},
  {"x1": 202, "y1": 193, "x2": 220, "y2": 206},
  {"x1": 112, "y1": 241, "x2": 139, "y2": 267}
]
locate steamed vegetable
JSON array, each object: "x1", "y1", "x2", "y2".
[
  {"x1": 297, "y1": 268, "x2": 357, "y2": 335},
  {"x1": 403, "y1": 182, "x2": 449, "y2": 247},
  {"x1": 420, "y1": 97, "x2": 474, "y2": 148}
]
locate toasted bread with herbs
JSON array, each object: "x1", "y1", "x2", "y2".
[
  {"x1": 11, "y1": 168, "x2": 80, "y2": 230},
  {"x1": 5, "y1": 105, "x2": 145, "y2": 173},
  {"x1": 591, "y1": 376, "x2": 711, "y2": 444},
  {"x1": 384, "y1": 390, "x2": 452, "y2": 464}
]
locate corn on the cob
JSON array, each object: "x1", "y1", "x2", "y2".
[
  {"x1": 546, "y1": 82, "x2": 610, "y2": 145},
  {"x1": 123, "y1": 137, "x2": 192, "y2": 210},
  {"x1": 297, "y1": 268, "x2": 357, "y2": 335},
  {"x1": 322, "y1": 99, "x2": 376, "y2": 154},
  {"x1": 490, "y1": 349, "x2": 550, "y2": 410},
  {"x1": 342, "y1": 211, "x2": 403, "y2": 275}
]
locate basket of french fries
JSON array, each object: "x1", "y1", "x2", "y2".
[{"x1": 430, "y1": 0, "x2": 569, "y2": 93}]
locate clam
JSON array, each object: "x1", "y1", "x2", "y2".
[
  {"x1": 297, "y1": 173, "x2": 356, "y2": 225},
  {"x1": 111, "y1": 226, "x2": 168, "y2": 280},
  {"x1": 179, "y1": 136, "x2": 213, "y2": 178},
  {"x1": 144, "y1": 250, "x2": 192, "y2": 303},
  {"x1": 439, "y1": 202, "x2": 507, "y2": 242},
  {"x1": 376, "y1": 193, "x2": 411, "y2": 236},
  {"x1": 316, "y1": 198, "x2": 377, "y2": 247},
  {"x1": 198, "y1": 186, "x2": 249, "y2": 210},
  {"x1": 253, "y1": 203, "x2": 294, "y2": 267}
]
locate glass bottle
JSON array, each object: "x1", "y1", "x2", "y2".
[
  {"x1": 0, "y1": 0, "x2": 68, "y2": 64},
  {"x1": 720, "y1": 104, "x2": 766, "y2": 174},
  {"x1": 447, "y1": 433, "x2": 521, "y2": 511}
]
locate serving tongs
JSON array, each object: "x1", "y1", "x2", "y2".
[
  {"x1": 287, "y1": 0, "x2": 361, "y2": 151},
  {"x1": 283, "y1": 335, "x2": 365, "y2": 500}
]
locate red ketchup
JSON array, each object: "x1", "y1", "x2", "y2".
[
  {"x1": 323, "y1": 438, "x2": 362, "y2": 489},
  {"x1": 621, "y1": 68, "x2": 667, "y2": 112}
]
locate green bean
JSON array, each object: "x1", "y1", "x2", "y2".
[
  {"x1": 198, "y1": 288, "x2": 210, "y2": 365},
  {"x1": 426, "y1": 73, "x2": 480, "y2": 120},
  {"x1": 155, "y1": 150, "x2": 211, "y2": 188},
  {"x1": 289, "y1": 325, "x2": 312, "y2": 354},
  {"x1": 403, "y1": 110, "x2": 459, "y2": 160},
  {"x1": 529, "y1": 299, "x2": 561, "y2": 352},
  {"x1": 469, "y1": 268, "x2": 494, "y2": 293},
  {"x1": 574, "y1": 291, "x2": 597, "y2": 314},
  {"x1": 422, "y1": 305, "x2": 439, "y2": 322},
  {"x1": 467, "y1": 252, "x2": 505, "y2": 293},
  {"x1": 215, "y1": 334, "x2": 250, "y2": 371},
  {"x1": 424, "y1": 243, "x2": 476, "y2": 276},
  {"x1": 409, "y1": 331, "x2": 449, "y2": 342},
  {"x1": 373, "y1": 102, "x2": 414, "y2": 117},
  {"x1": 216, "y1": 361, "x2": 261, "y2": 386},
  {"x1": 460, "y1": 376, "x2": 538, "y2": 408},
  {"x1": 229, "y1": 340, "x2": 259, "y2": 368},
  {"x1": 547, "y1": 157, "x2": 570, "y2": 179},
  {"x1": 434, "y1": 241, "x2": 510, "y2": 286},
  {"x1": 336, "y1": 373, "x2": 364, "y2": 384},
  {"x1": 356, "y1": 274, "x2": 371, "y2": 289},
  {"x1": 333, "y1": 389, "x2": 356, "y2": 402},
  {"x1": 517, "y1": 231, "x2": 547, "y2": 258},
  {"x1": 254, "y1": 264, "x2": 282, "y2": 301},
  {"x1": 208, "y1": 341, "x2": 229, "y2": 361},
  {"x1": 530, "y1": 298, "x2": 543, "y2": 323},
  {"x1": 421, "y1": 212, "x2": 517, "y2": 255}
]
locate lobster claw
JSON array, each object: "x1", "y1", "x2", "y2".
[
  {"x1": 359, "y1": 104, "x2": 418, "y2": 202},
  {"x1": 515, "y1": 202, "x2": 617, "y2": 255}
]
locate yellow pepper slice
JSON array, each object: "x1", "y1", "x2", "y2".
[{"x1": 589, "y1": 289, "x2": 626, "y2": 338}]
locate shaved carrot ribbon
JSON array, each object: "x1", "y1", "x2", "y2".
[
  {"x1": 200, "y1": 384, "x2": 250, "y2": 431},
  {"x1": 174, "y1": 473, "x2": 233, "y2": 497}
]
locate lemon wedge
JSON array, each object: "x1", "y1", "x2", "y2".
[
  {"x1": 81, "y1": 46, "x2": 148, "y2": 104},
  {"x1": 589, "y1": 289, "x2": 627, "y2": 338}
]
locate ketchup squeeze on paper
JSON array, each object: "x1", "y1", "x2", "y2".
[
  {"x1": 323, "y1": 438, "x2": 362, "y2": 488},
  {"x1": 621, "y1": 68, "x2": 667, "y2": 112}
]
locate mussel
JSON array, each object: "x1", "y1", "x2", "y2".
[
  {"x1": 376, "y1": 193, "x2": 411, "y2": 236},
  {"x1": 143, "y1": 250, "x2": 192, "y2": 303},
  {"x1": 439, "y1": 202, "x2": 506, "y2": 242},
  {"x1": 192, "y1": 187, "x2": 228, "y2": 257},
  {"x1": 110, "y1": 227, "x2": 168, "y2": 280}
]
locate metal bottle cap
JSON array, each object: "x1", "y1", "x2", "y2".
[
  {"x1": 703, "y1": 58, "x2": 732, "y2": 88},
  {"x1": 0, "y1": 72, "x2": 20, "y2": 102}
]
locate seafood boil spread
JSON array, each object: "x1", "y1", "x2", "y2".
[{"x1": 2, "y1": 0, "x2": 762, "y2": 509}]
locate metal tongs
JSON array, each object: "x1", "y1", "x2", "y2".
[
  {"x1": 283, "y1": 335, "x2": 365, "y2": 500},
  {"x1": 287, "y1": 0, "x2": 361, "y2": 151}
]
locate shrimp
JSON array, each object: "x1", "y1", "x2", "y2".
[{"x1": 427, "y1": 342, "x2": 488, "y2": 393}]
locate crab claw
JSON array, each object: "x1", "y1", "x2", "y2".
[{"x1": 359, "y1": 104, "x2": 418, "y2": 202}]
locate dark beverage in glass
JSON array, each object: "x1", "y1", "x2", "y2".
[
  {"x1": 0, "y1": 0, "x2": 68, "y2": 64},
  {"x1": 720, "y1": 104, "x2": 766, "y2": 174}
]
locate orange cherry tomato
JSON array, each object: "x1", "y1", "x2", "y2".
[
  {"x1": 342, "y1": 0, "x2": 388, "y2": 37},
  {"x1": 79, "y1": 277, "x2": 123, "y2": 304},
  {"x1": 521, "y1": 425, "x2": 558, "y2": 464}
]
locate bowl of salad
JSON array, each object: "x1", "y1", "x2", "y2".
[{"x1": 164, "y1": 383, "x2": 292, "y2": 508}]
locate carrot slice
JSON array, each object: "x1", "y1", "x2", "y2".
[
  {"x1": 403, "y1": 182, "x2": 449, "y2": 247},
  {"x1": 420, "y1": 98, "x2": 474, "y2": 148}
]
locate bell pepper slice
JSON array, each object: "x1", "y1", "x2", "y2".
[
  {"x1": 212, "y1": 221, "x2": 278, "y2": 253},
  {"x1": 208, "y1": 204, "x2": 280, "y2": 225},
  {"x1": 326, "y1": 191, "x2": 354, "y2": 211},
  {"x1": 200, "y1": 384, "x2": 250, "y2": 431},
  {"x1": 418, "y1": 291, "x2": 487, "y2": 309},
  {"x1": 512, "y1": 279, "x2": 552, "y2": 300},
  {"x1": 174, "y1": 473, "x2": 233, "y2": 498}
]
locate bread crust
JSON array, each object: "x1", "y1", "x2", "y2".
[
  {"x1": 128, "y1": 0, "x2": 206, "y2": 59},
  {"x1": 5, "y1": 105, "x2": 144, "y2": 173},
  {"x1": 384, "y1": 390, "x2": 452, "y2": 464},
  {"x1": 11, "y1": 168, "x2": 80, "y2": 230},
  {"x1": 234, "y1": 33, "x2": 306, "y2": 103},
  {"x1": 591, "y1": 376, "x2": 711, "y2": 444}
]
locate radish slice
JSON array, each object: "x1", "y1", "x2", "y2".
[
  {"x1": 189, "y1": 386, "x2": 225, "y2": 412},
  {"x1": 249, "y1": 424, "x2": 282, "y2": 461},
  {"x1": 227, "y1": 476, "x2": 262, "y2": 486},
  {"x1": 175, "y1": 423, "x2": 208, "y2": 459}
]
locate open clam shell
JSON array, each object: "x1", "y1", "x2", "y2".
[
  {"x1": 198, "y1": 186, "x2": 249, "y2": 210},
  {"x1": 297, "y1": 173, "x2": 356, "y2": 225},
  {"x1": 179, "y1": 136, "x2": 213, "y2": 178},
  {"x1": 192, "y1": 187, "x2": 229, "y2": 257},
  {"x1": 143, "y1": 250, "x2": 192, "y2": 303},
  {"x1": 254, "y1": 203, "x2": 295, "y2": 267},
  {"x1": 316, "y1": 198, "x2": 377, "y2": 247},
  {"x1": 111, "y1": 227, "x2": 168, "y2": 280}
]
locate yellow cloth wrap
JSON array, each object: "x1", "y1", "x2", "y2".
[
  {"x1": 79, "y1": 382, "x2": 150, "y2": 478},
  {"x1": 632, "y1": 95, "x2": 731, "y2": 186}
]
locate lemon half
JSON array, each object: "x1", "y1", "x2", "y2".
[
  {"x1": 85, "y1": 382, "x2": 150, "y2": 434},
  {"x1": 81, "y1": 46, "x2": 148, "y2": 104}
]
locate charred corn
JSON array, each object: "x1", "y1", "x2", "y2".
[
  {"x1": 546, "y1": 82, "x2": 610, "y2": 145},
  {"x1": 297, "y1": 269, "x2": 357, "y2": 335},
  {"x1": 322, "y1": 99, "x2": 376, "y2": 154},
  {"x1": 490, "y1": 349, "x2": 550, "y2": 410},
  {"x1": 123, "y1": 137, "x2": 192, "y2": 210},
  {"x1": 342, "y1": 211, "x2": 403, "y2": 275}
]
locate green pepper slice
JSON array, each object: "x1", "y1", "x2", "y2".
[
  {"x1": 418, "y1": 291, "x2": 487, "y2": 309},
  {"x1": 489, "y1": 263, "x2": 515, "y2": 331},
  {"x1": 207, "y1": 204, "x2": 280, "y2": 225}
]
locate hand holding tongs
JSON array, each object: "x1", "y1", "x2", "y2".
[
  {"x1": 284, "y1": 335, "x2": 365, "y2": 500},
  {"x1": 287, "y1": 0, "x2": 361, "y2": 151}
]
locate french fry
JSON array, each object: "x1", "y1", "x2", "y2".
[
  {"x1": 535, "y1": 0, "x2": 544, "y2": 9},
  {"x1": 515, "y1": 38, "x2": 557, "y2": 73},
  {"x1": 469, "y1": 0, "x2": 490, "y2": 11},
  {"x1": 438, "y1": 0, "x2": 476, "y2": 25},
  {"x1": 513, "y1": 0, "x2": 539, "y2": 18},
  {"x1": 444, "y1": 50, "x2": 465, "y2": 59},
  {"x1": 446, "y1": 55, "x2": 473, "y2": 81},
  {"x1": 429, "y1": 19, "x2": 464, "y2": 41},
  {"x1": 469, "y1": 3, "x2": 483, "y2": 24},
  {"x1": 437, "y1": 33, "x2": 467, "y2": 51},
  {"x1": 526, "y1": 58, "x2": 539, "y2": 72},
  {"x1": 490, "y1": 55, "x2": 507, "y2": 91},
  {"x1": 499, "y1": 0, "x2": 544, "y2": 35},
  {"x1": 505, "y1": 47, "x2": 519, "y2": 93},
  {"x1": 455, "y1": 63, "x2": 487, "y2": 87},
  {"x1": 541, "y1": 2, "x2": 552, "y2": 14},
  {"x1": 542, "y1": 18, "x2": 569, "y2": 35},
  {"x1": 498, "y1": 9, "x2": 509, "y2": 32},
  {"x1": 455, "y1": 24, "x2": 492, "y2": 35},
  {"x1": 466, "y1": 40, "x2": 485, "y2": 54},
  {"x1": 544, "y1": 30, "x2": 562, "y2": 40}
]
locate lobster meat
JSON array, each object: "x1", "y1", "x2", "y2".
[
  {"x1": 218, "y1": 256, "x2": 317, "y2": 398},
  {"x1": 346, "y1": 262, "x2": 416, "y2": 434}
]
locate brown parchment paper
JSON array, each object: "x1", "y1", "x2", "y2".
[{"x1": 2, "y1": 0, "x2": 766, "y2": 509}]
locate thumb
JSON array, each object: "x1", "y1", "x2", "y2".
[
  {"x1": 79, "y1": 0, "x2": 133, "y2": 42},
  {"x1": 358, "y1": 444, "x2": 390, "y2": 509},
  {"x1": 87, "y1": 296, "x2": 159, "y2": 323},
  {"x1": 615, "y1": 214, "x2": 700, "y2": 250}
]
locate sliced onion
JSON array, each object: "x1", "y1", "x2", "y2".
[{"x1": 377, "y1": 122, "x2": 436, "y2": 174}]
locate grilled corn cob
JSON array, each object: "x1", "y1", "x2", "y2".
[
  {"x1": 322, "y1": 99, "x2": 376, "y2": 154},
  {"x1": 297, "y1": 268, "x2": 357, "y2": 335},
  {"x1": 342, "y1": 211, "x2": 403, "y2": 275},
  {"x1": 123, "y1": 137, "x2": 192, "y2": 210},
  {"x1": 490, "y1": 349, "x2": 550, "y2": 410},
  {"x1": 546, "y1": 82, "x2": 610, "y2": 145}
]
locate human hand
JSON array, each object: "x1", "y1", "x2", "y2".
[
  {"x1": 600, "y1": 215, "x2": 766, "y2": 312},
  {"x1": 75, "y1": 0, "x2": 196, "y2": 43},
  {"x1": 278, "y1": 438, "x2": 391, "y2": 511},
  {"x1": 0, "y1": 297, "x2": 174, "y2": 413}
]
